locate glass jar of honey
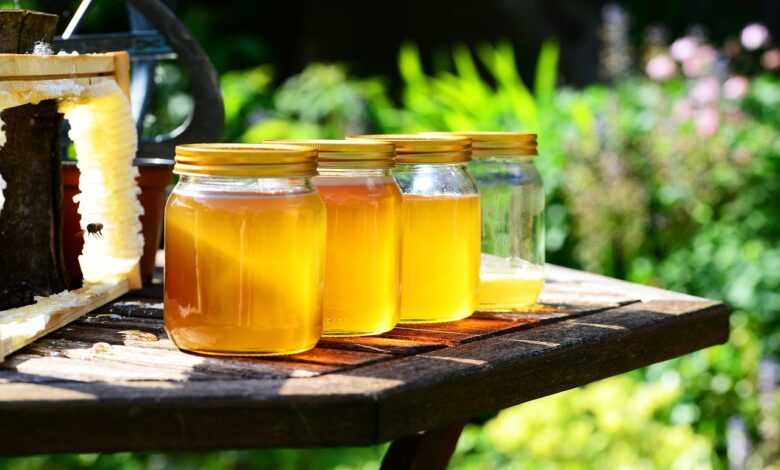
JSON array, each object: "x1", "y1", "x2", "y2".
[
  {"x1": 164, "y1": 144, "x2": 326, "y2": 356},
  {"x1": 269, "y1": 139, "x2": 402, "y2": 337},
  {"x1": 355, "y1": 134, "x2": 480, "y2": 324},
  {"x1": 456, "y1": 132, "x2": 545, "y2": 310}
]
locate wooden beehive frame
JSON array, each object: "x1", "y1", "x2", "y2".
[
  {"x1": 0, "y1": 51, "x2": 138, "y2": 362},
  {"x1": 0, "y1": 51, "x2": 129, "y2": 96}
]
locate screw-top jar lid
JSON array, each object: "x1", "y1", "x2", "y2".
[
  {"x1": 174, "y1": 143, "x2": 318, "y2": 177},
  {"x1": 267, "y1": 139, "x2": 395, "y2": 169},
  {"x1": 352, "y1": 134, "x2": 471, "y2": 163},
  {"x1": 424, "y1": 131, "x2": 537, "y2": 156}
]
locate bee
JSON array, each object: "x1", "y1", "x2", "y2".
[{"x1": 85, "y1": 223, "x2": 104, "y2": 239}]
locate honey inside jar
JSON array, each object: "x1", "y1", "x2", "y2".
[
  {"x1": 400, "y1": 194, "x2": 481, "y2": 322},
  {"x1": 315, "y1": 178, "x2": 401, "y2": 335},
  {"x1": 164, "y1": 144, "x2": 325, "y2": 356},
  {"x1": 355, "y1": 134, "x2": 481, "y2": 324},
  {"x1": 478, "y1": 255, "x2": 544, "y2": 310},
  {"x1": 270, "y1": 138, "x2": 402, "y2": 336},
  {"x1": 478, "y1": 276, "x2": 544, "y2": 310}
]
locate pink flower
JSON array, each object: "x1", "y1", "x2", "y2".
[
  {"x1": 682, "y1": 45, "x2": 717, "y2": 77},
  {"x1": 691, "y1": 77, "x2": 721, "y2": 104},
  {"x1": 741, "y1": 23, "x2": 770, "y2": 50},
  {"x1": 670, "y1": 37, "x2": 698, "y2": 61},
  {"x1": 695, "y1": 108, "x2": 720, "y2": 137},
  {"x1": 762, "y1": 49, "x2": 780, "y2": 70},
  {"x1": 723, "y1": 76, "x2": 750, "y2": 100},
  {"x1": 646, "y1": 54, "x2": 677, "y2": 81}
]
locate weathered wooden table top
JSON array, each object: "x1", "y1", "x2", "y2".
[{"x1": 0, "y1": 265, "x2": 729, "y2": 455}]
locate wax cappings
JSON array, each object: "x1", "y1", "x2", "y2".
[
  {"x1": 1, "y1": 283, "x2": 117, "y2": 327},
  {"x1": 60, "y1": 80, "x2": 143, "y2": 283}
]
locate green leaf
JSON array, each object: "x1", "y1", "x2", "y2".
[{"x1": 534, "y1": 41, "x2": 560, "y2": 106}]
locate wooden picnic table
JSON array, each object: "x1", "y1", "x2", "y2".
[{"x1": 0, "y1": 261, "x2": 728, "y2": 469}]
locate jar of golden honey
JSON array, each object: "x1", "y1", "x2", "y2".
[
  {"x1": 269, "y1": 139, "x2": 402, "y2": 337},
  {"x1": 164, "y1": 144, "x2": 326, "y2": 356},
  {"x1": 355, "y1": 134, "x2": 480, "y2": 324},
  {"x1": 453, "y1": 132, "x2": 545, "y2": 310}
]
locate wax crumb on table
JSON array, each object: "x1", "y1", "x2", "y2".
[{"x1": 92, "y1": 342, "x2": 111, "y2": 353}]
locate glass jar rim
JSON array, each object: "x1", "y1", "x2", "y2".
[{"x1": 394, "y1": 152, "x2": 471, "y2": 164}]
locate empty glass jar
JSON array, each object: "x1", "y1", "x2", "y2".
[
  {"x1": 164, "y1": 144, "x2": 326, "y2": 356},
  {"x1": 356, "y1": 134, "x2": 480, "y2": 324},
  {"x1": 458, "y1": 132, "x2": 545, "y2": 310},
  {"x1": 270, "y1": 139, "x2": 402, "y2": 337}
]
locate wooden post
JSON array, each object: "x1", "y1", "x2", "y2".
[
  {"x1": 0, "y1": 10, "x2": 66, "y2": 310},
  {"x1": 380, "y1": 423, "x2": 465, "y2": 470}
]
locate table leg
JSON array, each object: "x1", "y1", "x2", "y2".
[{"x1": 380, "y1": 423, "x2": 465, "y2": 470}]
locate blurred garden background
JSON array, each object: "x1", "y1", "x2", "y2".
[{"x1": 2, "y1": 0, "x2": 780, "y2": 468}]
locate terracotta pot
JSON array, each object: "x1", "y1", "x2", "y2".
[{"x1": 62, "y1": 158, "x2": 174, "y2": 287}]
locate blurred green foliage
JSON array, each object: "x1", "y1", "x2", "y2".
[
  {"x1": 459, "y1": 375, "x2": 714, "y2": 469},
  {"x1": 226, "y1": 64, "x2": 391, "y2": 142},
  {"x1": 0, "y1": 447, "x2": 385, "y2": 470}
]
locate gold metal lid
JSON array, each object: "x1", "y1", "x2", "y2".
[
  {"x1": 352, "y1": 134, "x2": 471, "y2": 164},
  {"x1": 423, "y1": 131, "x2": 537, "y2": 156},
  {"x1": 267, "y1": 139, "x2": 395, "y2": 169},
  {"x1": 174, "y1": 143, "x2": 317, "y2": 177}
]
